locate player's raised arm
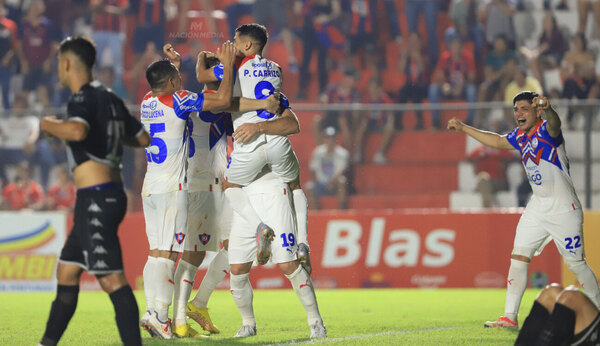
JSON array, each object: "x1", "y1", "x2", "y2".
[
  {"x1": 233, "y1": 108, "x2": 300, "y2": 144},
  {"x1": 163, "y1": 43, "x2": 182, "y2": 70},
  {"x1": 196, "y1": 51, "x2": 221, "y2": 83},
  {"x1": 201, "y1": 42, "x2": 236, "y2": 111},
  {"x1": 447, "y1": 117, "x2": 514, "y2": 150},
  {"x1": 533, "y1": 96, "x2": 561, "y2": 138},
  {"x1": 41, "y1": 116, "x2": 89, "y2": 141}
]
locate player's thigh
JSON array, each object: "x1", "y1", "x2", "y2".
[
  {"x1": 512, "y1": 208, "x2": 551, "y2": 258},
  {"x1": 185, "y1": 191, "x2": 219, "y2": 252},
  {"x1": 150, "y1": 190, "x2": 188, "y2": 252},
  {"x1": 225, "y1": 147, "x2": 268, "y2": 186},
  {"x1": 214, "y1": 190, "x2": 232, "y2": 243},
  {"x1": 255, "y1": 192, "x2": 298, "y2": 264},
  {"x1": 142, "y1": 195, "x2": 159, "y2": 249},
  {"x1": 228, "y1": 212, "x2": 257, "y2": 265},
  {"x1": 545, "y1": 209, "x2": 584, "y2": 260},
  {"x1": 265, "y1": 138, "x2": 300, "y2": 183}
]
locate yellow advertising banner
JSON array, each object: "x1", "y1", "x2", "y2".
[{"x1": 562, "y1": 211, "x2": 600, "y2": 286}]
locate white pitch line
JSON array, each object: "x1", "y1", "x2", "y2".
[{"x1": 269, "y1": 326, "x2": 461, "y2": 345}]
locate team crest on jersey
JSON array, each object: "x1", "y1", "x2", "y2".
[
  {"x1": 532, "y1": 137, "x2": 538, "y2": 148},
  {"x1": 175, "y1": 232, "x2": 186, "y2": 245},
  {"x1": 199, "y1": 233, "x2": 210, "y2": 245}
]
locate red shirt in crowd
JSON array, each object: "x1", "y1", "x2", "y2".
[
  {"x1": 47, "y1": 183, "x2": 76, "y2": 210},
  {"x1": 468, "y1": 145, "x2": 515, "y2": 180},
  {"x1": 2, "y1": 181, "x2": 45, "y2": 210}
]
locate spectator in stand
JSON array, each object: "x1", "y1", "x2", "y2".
[
  {"x1": 0, "y1": 93, "x2": 39, "y2": 186},
  {"x1": 447, "y1": 0, "x2": 484, "y2": 62},
  {"x1": 253, "y1": 0, "x2": 298, "y2": 72},
  {"x1": 405, "y1": 0, "x2": 438, "y2": 68},
  {"x1": 295, "y1": 0, "x2": 342, "y2": 100},
  {"x1": 519, "y1": 13, "x2": 569, "y2": 92},
  {"x1": 225, "y1": 0, "x2": 254, "y2": 39},
  {"x1": 123, "y1": 41, "x2": 160, "y2": 103},
  {"x1": 1, "y1": 161, "x2": 44, "y2": 211},
  {"x1": 97, "y1": 66, "x2": 128, "y2": 99},
  {"x1": 396, "y1": 32, "x2": 429, "y2": 131},
  {"x1": 503, "y1": 67, "x2": 543, "y2": 126},
  {"x1": 0, "y1": 6, "x2": 17, "y2": 111},
  {"x1": 478, "y1": 0, "x2": 517, "y2": 50},
  {"x1": 89, "y1": 0, "x2": 128, "y2": 87},
  {"x1": 516, "y1": 171, "x2": 532, "y2": 207},
  {"x1": 577, "y1": 0, "x2": 600, "y2": 37},
  {"x1": 130, "y1": 0, "x2": 166, "y2": 58},
  {"x1": 428, "y1": 35, "x2": 477, "y2": 129},
  {"x1": 314, "y1": 67, "x2": 360, "y2": 148},
  {"x1": 306, "y1": 126, "x2": 350, "y2": 210},
  {"x1": 345, "y1": 0, "x2": 376, "y2": 59},
  {"x1": 15, "y1": 0, "x2": 62, "y2": 107},
  {"x1": 468, "y1": 141, "x2": 516, "y2": 208},
  {"x1": 354, "y1": 77, "x2": 394, "y2": 164},
  {"x1": 379, "y1": 0, "x2": 402, "y2": 44},
  {"x1": 179, "y1": 40, "x2": 204, "y2": 93},
  {"x1": 476, "y1": 34, "x2": 518, "y2": 128},
  {"x1": 176, "y1": 0, "x2": 218, "y2": 44},
  {"x1": 561, "y1": 33, "x2": 599, "y2": 128},
  {"x1": 46, "y1": 164, "x2": 76, "y2": 211}
]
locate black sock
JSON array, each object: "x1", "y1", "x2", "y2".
[
  {"x1": 109, "y1": 285, "x2": 142, "y2": 346},
  {"x1": 515, "y1": 301, "x2": 550, "y2": 345},
  {"x1": 40, "y1": 285, "x2": 80, "y2": 346},
  {"x1": 535, "y1": 303, "x2": 575, "y2": 346}
]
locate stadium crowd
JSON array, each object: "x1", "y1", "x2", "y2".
[{"x1": 0, "y1": 0, "x2": 599, "y2": 211}]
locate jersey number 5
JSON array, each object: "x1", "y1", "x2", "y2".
[{"x1": 146, "y1": 123, "x2": 167, "y2": 164}]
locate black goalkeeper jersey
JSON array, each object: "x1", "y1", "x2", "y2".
[{"x1": 66, "y1": 80, "x2": 144, "y2": 171}]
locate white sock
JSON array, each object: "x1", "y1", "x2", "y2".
[
  {"x1": 286, "y1": 265, "x2": 322, "y2": 325},
  {"x1": 293, "y1": 189, "x2": 309, "y2": 246},
  {"x1": 569, "y1": 260, "x2": 600, "y2": 309},
  {"x1": 173, "y1": 259, "x2": 198, "y2": 326},
  {"x1": 230, "y1": 272, "x2": 255, "y2": 327},
  {"x1": 225, "y1": 187, "x2": 262, "y2": 228},
  {"x1": 193, "y1": 249, "x2": 230, "y2": 309},
  {"x1": 504, "y1": 259, "x2": 529, "y2": 322},
  {"x1": 155, "y1": 257, "x2": 176, "y2": 322},
  {"x1": 143, "y1": 256, "x2": 157, "y2": 313}
]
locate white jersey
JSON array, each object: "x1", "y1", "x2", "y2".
[
  {"x1": 214, "y1": 54, "x2": 282, "y2": 152},
  {"x1": 506, "y1": 120, "x2": 581, "y2": 214},
  {"x1": 187, "y1": 106, "x2": 230, "y2": 191},
  {"x1": 141, "y1": 90, "x2": 208, "y2": 196}
]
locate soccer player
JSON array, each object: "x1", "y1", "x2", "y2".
[
  {"x1": 196, "y1": 23, "x2": 312, "y2": 274},
  {"x1": 447, "y1": 91, "x2": 600, "y2": 329},
  {"x1": 228, "y1": 169, "x2": 327, "y2": 338},
  {"x1": 38, "y1": 36, "x2": 151, "y2": 346},
  {"x1": 159, "y1": 44, "x2": 283, "y2": 337},
  {"x1": 138, "y1": 42, "x2": 237, "y2": 339},
  {"x1": 515, "y1": 284, "x2": 600, "y2": 345}
]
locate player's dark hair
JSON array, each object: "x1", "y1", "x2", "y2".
[
  {"x1": 59, "y1": 36, "x2": 96, "y2": 70},
  {"x1": 235, "y1": 23, "x2": 268, "y2": 51},
  {"x1": 512, "y1": 91, "x2": 540, "y2": 106},
  {"x1": 146, "y1": 59, "x2": 178, "y2": 90},
  {"x1": 205, "y1": 56, "x2": 221, "y2": 69}
]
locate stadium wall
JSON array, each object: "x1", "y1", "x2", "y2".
[{"x1": 5, "y1": 210, "x2": 590, "y2": 291}]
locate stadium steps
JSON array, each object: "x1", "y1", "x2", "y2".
[
  {"x1": 319, "y1": 192, "x2": 449, "y2": 210},
  {"x1": 353, "y1": 163, "x2": 458, "y2": 194}
]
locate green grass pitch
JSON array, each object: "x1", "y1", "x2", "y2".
[{"x1": 0, "y1": 288, "x2": 539, "y2": 345}]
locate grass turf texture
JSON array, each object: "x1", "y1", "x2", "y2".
[{"x1": 1, "y1": 288, "x2": 538, "y2": 345}]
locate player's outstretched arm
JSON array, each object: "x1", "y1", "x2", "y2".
[
  {"x1": 533, "y1": 96, "x2": 561, "y2": 138},
  {"x1": 447, "y1": 117, "x2": 514, "y2": 150},
  {"x1": 233, "y1": 108, "x2": 300, "y2": 144},
  {"x1": 201, "y1": 42, "x2": 236, "y2": 111},
  {"x1": 196, "y1": 51, "x2": 220, "y2": 83},
  {"x1": 218, "y1": 94, "x2": 280, "y2": 114},
  {"x1": 40, "y1": 116, "x2": 88, "y2": 142},
  {"x1": 163, "y1": 43, "x2": 182, "y2": 70},
  {"x1": 122, "y1": 130, "x2": 151, "y2": 147}
]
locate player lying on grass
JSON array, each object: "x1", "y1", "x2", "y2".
[
  {"x1": 515, "y1": 283, "x2": 600, "y2": 345},
  {"x1": 448, "y1": 91, "x2": 600, "y2": 329}
]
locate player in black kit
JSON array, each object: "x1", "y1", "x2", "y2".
[{"x1": 38, "y1": 36, "x2": 150, "y2": 346}]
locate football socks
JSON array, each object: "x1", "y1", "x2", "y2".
[
  {"x1": 173, "y1": 259, "x2": 198, "y2": 326},
  {"x1": 505, "y1": 258, "x2": 529, "y2": 323},
  {"x1": 192, "y1": 248, "x2": 229, "y2": 309},
  {"x1": 230, "y1": 272, "x2": 256, "y2": 327},
  {"x1": 109, "y1": 285, "x2": 142, "y2": 345},
  {"x1": 286, "y1": 265, "x2": 322, "y2": 326}
]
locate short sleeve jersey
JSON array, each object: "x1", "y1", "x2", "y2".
[
  {"x1": 213, "y1": 54, "x2": 282, "y2": 152},
  {"x1": 66, "y1": 80, "x2": 144, "y2": 171},
  {"x1": 140, "y1": 89, "x2": 205, "y2": 196},
  {"x1": 505, "y1": 120, "x2": 581, "y2": 213},
  {"x1": 187, "y1": 90, "x2": 232, "y2": 191}
]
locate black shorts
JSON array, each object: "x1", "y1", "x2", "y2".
[
  {"x1": 59, "y1": 187, "x2": 127, "y2": 275},
  {"x1": 572, "y1": 312, "x2": 600, "y2": 346}
]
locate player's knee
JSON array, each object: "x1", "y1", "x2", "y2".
[
  {"x1": 511, "y1": 248, "x2": 534, "y2": 262},
  {"x1": 556, "y1": 288, "x2": 586, "y2": 310},
  {"x1": 230, "y1": 262, "x2": 251, "y2": 275},
  {"x1": 182, "y1": 250, "x2": 206, "y2": 267},
  {"x1": 565, "y1": 257, "x2": 586, "y2": 272},
  {"x1": 96, "y1": 272, "x2": 128, "y2": 294},
  {"x1": 536, "y1": 283, "x2": 564, "y2": 309},
  {"x1": 278, "y1": 260, "x2": 299, "y2": 276}
]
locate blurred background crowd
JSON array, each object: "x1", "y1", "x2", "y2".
[{"x1": 1, "y1": 0, "x2": 599, "y2": 212}]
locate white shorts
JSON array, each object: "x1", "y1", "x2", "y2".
[
  {"x1": 142, "y1": 190, "x2": 188, "y2": 252},
  {"x1": 185, "y1": 188, "x2": 232, "y2": 251},
  {"x1": 225, "y1": 136, "x2": 300, "y2": 186},
  {"x1": 512, "y1": 206, "x2": 584, "y2": 260},
  {"x1": 228, "y1": 181, "x2": 297, "y2": 265}
]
